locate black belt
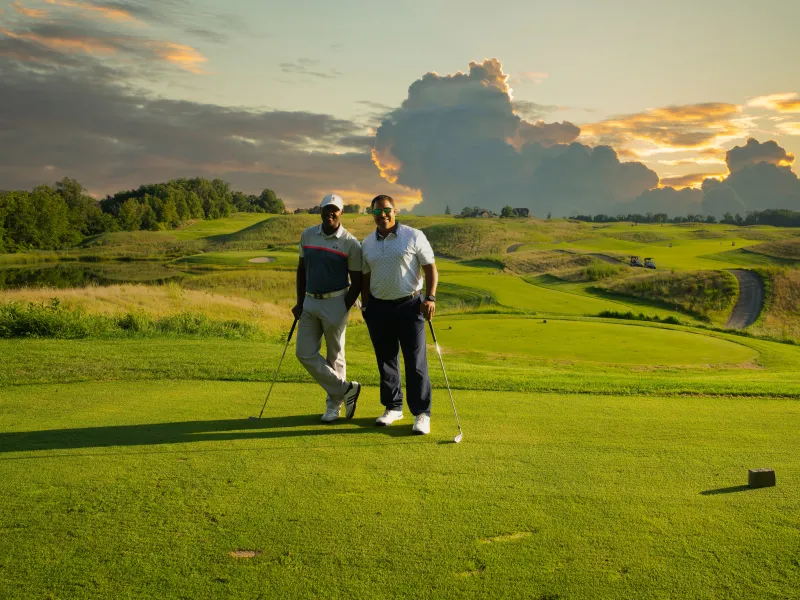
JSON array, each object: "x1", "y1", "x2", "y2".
[{"x1": 373, "y1": 291, "x2": 420, "y2": 305}]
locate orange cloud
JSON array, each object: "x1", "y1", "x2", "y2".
[
  {"x1": 658, "y1": 172, "x2": 725, "y2": 189},
  {"x1": 148, "y1": 41, "x2": 207, "y2": 74},
  {"x1": 11, "y1": 1, "x2": 48, "y2": 18},
  {"x1": 371, "y1": 146, "x2": 402, "y2": 184},
  {"x1": 44, "y1": 0, "x2": 139, "y2": 22},
  {"x1": 748, "y1": 93, "x2": 800, "y2": 114},
  {"x1": 0, "y1": 27, "x2": 117, "y2": 54},
  {"x1": 581, "y1": 103, "x2": 746, "y2": 153}
]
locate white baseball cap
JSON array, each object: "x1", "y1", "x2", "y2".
[{"x1": 320, "y1": 193, "x2": 343, "y2": 211}]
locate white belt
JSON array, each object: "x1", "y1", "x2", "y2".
[{"x1": 306, "y1": 288, "x2": 348, "y2": 300}]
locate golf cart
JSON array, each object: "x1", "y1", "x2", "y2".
[
  {"x1": 630, "y1": 256, "x2": 643, "y2": 267},
  {"x1": 644, "y1": 257, "x2": 656, "y2": 269}
]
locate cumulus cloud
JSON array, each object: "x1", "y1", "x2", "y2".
[
  {"x1": 701, "y1": 185, "x2": 747, "y2": 219},
  {"x1": 622, "y1": 186, "x2": 703, "y2": 216},
  {"x1": 372, "y1": 58, "x2": 657, "y2": 215},
  {"x1": 726, "y1": 138, "x2": 795, "y2": 172}
]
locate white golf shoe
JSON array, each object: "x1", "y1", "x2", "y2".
[
  {"x1": 375, "y1": 409, "x2": 404, "y2": 426},
  {"x1": 412, "y1": 413, "x2": 431, "y2": 435},
  {"x1": 320, "y1": 406, "x2": 341, "y2": 422}
]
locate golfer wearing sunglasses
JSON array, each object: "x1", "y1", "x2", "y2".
[
  {"x1": 293, "y1": 193, "x2": 363, "y2": 422},
  {"x1": 360, "y1": 195, "x2": 438, "y2": 434}
]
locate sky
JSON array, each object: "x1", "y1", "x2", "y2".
[{"x1": 1, "y1": 0, "x2": 799, "y2": 216}]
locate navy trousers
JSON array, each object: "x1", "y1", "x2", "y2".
[{"x1": 364, "y1": 296, "x2": 432, "y2": 416}]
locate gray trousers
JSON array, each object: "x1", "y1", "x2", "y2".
[{"x1": 295, "y1": 295, "x2": 350, "y2": 408}]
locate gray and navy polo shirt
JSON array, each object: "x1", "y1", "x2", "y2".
[{"x1": 298, "y1": 224, "x2": 362, "y2": 294}]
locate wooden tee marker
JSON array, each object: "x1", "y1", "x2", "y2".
[{"x1": 748, "y1": 468, "x2": 776, "y2": 489}]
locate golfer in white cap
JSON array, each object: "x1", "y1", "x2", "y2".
[{"x1": 293, "y1": 194, "x2": 363, "y2": 421}]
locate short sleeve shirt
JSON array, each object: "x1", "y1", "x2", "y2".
[
  {"x1": 299, "y1": 224, "x2": 362, "y2": 294},
  {"x1": 361, "y1": 223, "x2": 435, "y2": 300}
]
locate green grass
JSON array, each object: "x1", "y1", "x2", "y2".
[
  {"x1": 1, "y1": 380, "x2": 799, "y2": 599},
  {"x1": 170, "y1": 213, "x2": 273, "y2": 240},
  {"x1": 175, "y1": 250, "x2": 298, "y2": 269},
  {"x1": 433, "y1": 316, "x2": 756, "y2": 365}
]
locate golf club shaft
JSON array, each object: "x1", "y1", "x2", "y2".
[
  {"x1": 428, "y1": 320, "x2": 463, "y2": 435},
  {"x1": 256, "y1": 317, "x2": 298, "y2": 419}
]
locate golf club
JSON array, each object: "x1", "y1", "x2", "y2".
[
  {"x1": 249, "y1": 317, "x2": 298, "y2": 421},
  {"x1": 428, "y1": 320, "x2": 463, "y2": 443}
]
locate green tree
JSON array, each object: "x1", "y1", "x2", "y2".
[
  {"x1": 500, "y1": 205, "x2": 515, "y2": 218},
  {"x1": 445, "y1": 205, "x2": 451, "y2": 215},
  {"x1": 118, "y1": 199, "x2": 143, "y2": 231},
  {"x1": 257, "y1": 189, "x2": 286, "y2": 213},
  {"x1": 460, "y1": 207, "x2": 473, "y2": 217},
  {"x1": 343, "y1": 204, "x2": 361, "y2": 214}
]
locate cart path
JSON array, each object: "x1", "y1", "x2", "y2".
[{"x1": 725, "y1": 270, "x2": 765, "y2": 329}]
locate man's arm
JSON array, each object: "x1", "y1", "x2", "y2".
[
  {"x1": 345, "y1": 270, "x2": 362, "y2": 310},
  {"x1": 292, "y1": 258, "x2": 305, "y2": 319},
  {"x1": 421, "y1": 262, "x2": 438, "y2": 321},
  {"x1": 360, "y1": 272, "x2": 371, "y2": 309}
]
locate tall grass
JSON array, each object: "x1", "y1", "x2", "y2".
[
  {"x1": 599, "y1": 270, "x2": 738, "y2": 319},
  {"x1": 0, "y1": 299, "x2": 262, "y2": 339}
]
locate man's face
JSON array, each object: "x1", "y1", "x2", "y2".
[
  {"x1": 372, "y1": 199, "x2": 395, "y2": 230},
  {"x1": 321, "y1": 205, "x2": 341, "y2": 229}
]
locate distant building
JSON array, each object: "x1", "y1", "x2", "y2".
[{"x1": 513, "y1": 208, "x2": 530, "y2": 218}]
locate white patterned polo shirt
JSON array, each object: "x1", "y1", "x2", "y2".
[{"x1": 361, "y1": 223, "x2": 435, "y2": 300}]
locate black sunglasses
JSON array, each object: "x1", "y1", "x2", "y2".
[{"x1": 371, "y1": 207, "x2": 393, "y2": 216}]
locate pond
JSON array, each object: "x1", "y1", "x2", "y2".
[{"x1": 0, "y1": 261, "x2": 191, "y2": 290}]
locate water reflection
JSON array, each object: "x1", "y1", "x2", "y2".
[{"x1": 0, "y1": 262, "x2": 188, "y2": 290}]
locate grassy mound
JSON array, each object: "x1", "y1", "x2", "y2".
[
  {"x1": 502, "y1": 251, "x2": 596, "y2": 275},
  {"x1": 748, "y1": 238, "x2": 800, "y2": 260},
  {"x1": 751, "y1": 268, "x2": 800, "y2": 342},
  {"x1": 605, "y1": 230, "x2": 671, "y2": 243},
  {"x1": 599, "y1": 270, "x2": 738, "y2": 321},
  {"x1": 212, "y1": 215, "x2": 318, "y2": 248}
]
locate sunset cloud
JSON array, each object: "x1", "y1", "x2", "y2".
[
  {"x1": 778, "y1": 122, "x2": 800, "y2": 136},
  {"x1": 726, "y1": 138, "x2": 795, "y2": 172},
  {"x1": 149, "y1": 41, "x2": 207, "y2": 74},
  {"x1": 748, "y1": 93, "x2": 800, "y2": 114},
  {"x1": 11, "y1": 1, "x2": 47, "y2": 18},
  {"x1": 0, "y1": 27, "x2": 118, "y2": 54},
  {"x1": 44, "y1": 0, "x2": 140, "y2": 23},
  {"x1": 511, "y1": 71, "x2": 549, "y2": 84},
  {"x1": 658, "y1": 172, "x2": 724, "y2": 189},
  {"x1": 373, "y1": 59, "x2": 658, "y2": 215},
  {"x1": 581, "y1": 103, "x2": 748, "y2": 154}
]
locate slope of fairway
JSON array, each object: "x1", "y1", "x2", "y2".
[
  {"x1": 1, "y1": 381, "x2": 798, "y2": 599},
  {"x1": 445, "y1": 272, "x2": 624, "y2": 314},
  {"x1": 175, "y1": 250, "x2": 297, "y2": 269},
  {"x1": 434, "y1": 316, "x2": 758, "y2": 365},
  {"x1": 171, "y1": 214, "x2": 274, "y2": 240}
]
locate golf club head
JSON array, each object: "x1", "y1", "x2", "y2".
[{"x1": 454, "y1": 433, "x2": 463, "y2": 443}]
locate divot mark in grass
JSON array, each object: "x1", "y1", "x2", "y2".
[
  {"x1": 479, "y1": 531, "x2": 533, "y2": 544},
  {"x1": 229, "y1": 550, "x2": 262, "y2": 559},
  {"x1": 248, "y1": 257, "x2": 276, "y2": 263}
]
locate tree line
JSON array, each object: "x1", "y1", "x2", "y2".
[
  {"x1": 570, "y1": 209, "x2": 800, "y2": 227},
  {"x1": 0, "y1": 178, "x2": 286, "y2": 252}
]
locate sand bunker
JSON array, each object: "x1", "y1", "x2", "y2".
[{"x1": 248, "y1": 257, "x2": 276, "y2": 263}]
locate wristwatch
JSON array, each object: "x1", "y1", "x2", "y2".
[{"x1": 425, "y1": 295, "x2": 436, "y2": 302}]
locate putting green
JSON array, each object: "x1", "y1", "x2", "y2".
[{"x1": 435, "y1": 316, "x2": 758, "y2": 365}]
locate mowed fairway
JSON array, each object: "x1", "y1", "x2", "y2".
[
  {"x1": 1, "y1": 380, "x2": 798, "y2": 599},
  {"x1": 434, "y1": 317, "x2": 758, "y2": 365}
]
